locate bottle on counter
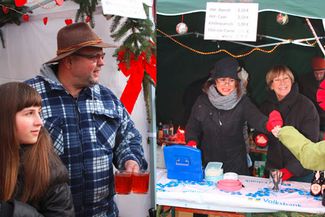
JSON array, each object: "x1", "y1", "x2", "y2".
[
  {"x1": 310, "y1": 171, "x2": 322, "y2": 196},
  {"x1": 168, "y1": 121, "x2": 174, "y2": 136},
  {"x1": 158, "y1": 122, "x2": 163, "y2": 140}
]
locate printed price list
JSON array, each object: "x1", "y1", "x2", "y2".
[{"x1": 204, "y1": 3, "x2": 258, "y2": 41}]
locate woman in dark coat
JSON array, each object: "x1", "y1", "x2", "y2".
[
  {"x1": 0, "y1": 82, "x2": 74, "y2": 217},
  {"x1": 185, "y1": 57, "x2": 268, "y2": 175},
  {"x1": 260, "y1": 65, "x2": 319, "y2": 182}
]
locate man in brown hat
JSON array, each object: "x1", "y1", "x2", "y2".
[
  {"x1": 299, "y1": 56, "x2": 325, "y2": 140},
  {"x1": 26, "y1": 22, "x2": 148, "y2": 217}
]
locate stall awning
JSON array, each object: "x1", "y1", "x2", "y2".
[{"x1": 157, "y1": 0, "x2": 325, "y2": 19}]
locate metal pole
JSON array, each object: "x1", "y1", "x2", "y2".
[
  {"x1": 148, "y1": 83, "x2": 157, "y2": 209},
  {"x1": 305, "y1": 18, "x2": 325, "y2": 56}
]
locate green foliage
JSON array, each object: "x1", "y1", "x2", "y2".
[
  {"x1": 110, "y1": 3, "x2": 156, "y2": 63},
  {"x1": 73, "y1": 0, "x2": 98, "y2": 28},
  {"x1": 0, "y1": 1, "x2": 27, "y2": 28}
]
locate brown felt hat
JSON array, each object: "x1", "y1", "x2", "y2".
[{"x1": 46, "y1": 22, "x2": 116, "y2": 63}]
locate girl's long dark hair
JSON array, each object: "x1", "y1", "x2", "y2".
[{"x1": 0, "y1": 82, "x2": 62, "y2": 202}]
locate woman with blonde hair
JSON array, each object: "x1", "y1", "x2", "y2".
[
  {"x1": 0, "y1": 82, "x2": 74, "y2": 216},
  {"x1": 260, "y1": 65, "x2": 319, "y2": 182}
]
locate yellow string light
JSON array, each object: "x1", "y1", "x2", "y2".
[
  {"x1": 157, "y1": 28, "x2": 284, "y2": 58},
  {"x1": 305, "y1": 40, "x2": 317, "y2": 46}
]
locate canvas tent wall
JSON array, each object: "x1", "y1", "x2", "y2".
[
  {"x1": 156, "y1": 0, "x2": 325, "y2": 127},
  {"x1": 0, "y1": 1, "x2": 151, "y2": 216}
]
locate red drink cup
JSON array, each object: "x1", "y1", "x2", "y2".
[
  {"x1": 132, "y1": 171, "x2": 150, "y2": 194},
  {"x1": 114, "y1": 170, "x2": 132, "y2": 194}
]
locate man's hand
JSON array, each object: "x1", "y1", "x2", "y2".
[{"x1": 124, "y1": 160, "x2": 140, "y2": 173}]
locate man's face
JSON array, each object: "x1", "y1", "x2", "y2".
[
  {"x1": 314, "y1": 69, "x2": 325, "y2": 81},
  {"x1": 70, "y1": 47, "x2": 105, "y2": 88}
]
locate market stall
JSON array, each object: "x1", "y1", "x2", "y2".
[{"x1": 156, "y1": 0, "x2": 325, "y2": 127}]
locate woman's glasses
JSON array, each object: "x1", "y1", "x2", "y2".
[{"x1": 216, "y1": 78, "x2": 236, "y2": 85}]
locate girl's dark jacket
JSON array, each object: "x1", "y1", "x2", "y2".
[
  {"x1": 186, "y1": 94, "x2": 268, "y2": 175},
  {"x1": 259, "y1": 84, "x2": 320, "y2": 178},
  {"x1": 0, "y1": 151, "x2": 75, "y2": 217}
]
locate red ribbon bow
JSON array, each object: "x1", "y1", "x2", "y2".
[{"x1": 118, "y1": 50, "x2": 156, "y2": 113}]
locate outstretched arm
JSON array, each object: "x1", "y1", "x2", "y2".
[{"x1": 275, "y1": 126, "x2": 325, "y2": 171}]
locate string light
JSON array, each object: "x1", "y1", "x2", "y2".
[
  {"x1": 305, "y1": 40, "x2": 317, "y2": 46},
  {"x1": 157, "y1": 28, "x2": 283, "y2": 58}
]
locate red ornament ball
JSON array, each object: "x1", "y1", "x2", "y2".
[
  {"x1": 2, "y1": 6, "x2": 9, "y2": 14},
  {"x1": 276, "y1": 13, "x2": 289, "y2": 25},
  {"x1": 22, "y1": 14, "x2": 29, "y2": 22},
  {"x1": 65, "y1": 19, "x2": 73, "y2": 25}
]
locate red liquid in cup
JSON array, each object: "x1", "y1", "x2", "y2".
[
  {"x1": 132, "y1": 172, "x2": 150, "y2": 194},
  {"x1": 115, "y1": 172, "x2": 132, "y2": 194}
]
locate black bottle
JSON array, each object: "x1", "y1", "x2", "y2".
[
  {"x1": 320, "y1": 171, "x2": 325, "y2": 195},
  {"x1": 310, "y1": 171, "x2": 322, "y2": 196}
]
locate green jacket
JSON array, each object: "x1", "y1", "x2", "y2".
[{"x1": 278, "y1": 126, "x2": 325, "y2": 170}]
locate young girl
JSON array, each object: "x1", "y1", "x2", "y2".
[{"x1": 0, "y1": 82, "x2": 74, "y2": 216}]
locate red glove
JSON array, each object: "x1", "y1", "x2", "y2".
[
  {"x1": 279, "y1": 168, "x2": 293, "y2": 181},
  {"x1": 266, "y1": 110, "x2": 283, "y2": 132},
  {"x1": 186, "y1": 140, "x2": 197, "y2": 148},
  {"x1": 254, "y1": 134, "x2": 268, "y2": 147}
]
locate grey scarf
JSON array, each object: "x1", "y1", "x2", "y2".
[{"x1": 207, "y1": 82, "x2": 244, "y2": 110}]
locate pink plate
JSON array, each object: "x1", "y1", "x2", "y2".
[{"x1": 217, "y1": 179, "x2": 242, "y2": 192}]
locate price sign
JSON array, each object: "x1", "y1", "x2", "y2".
[
  {"x1": 101, "y1": 0, "x2": 149, "y2": 19},
  {"x1": 204, "y1": 2, "x2": 258, "y2": 41}
]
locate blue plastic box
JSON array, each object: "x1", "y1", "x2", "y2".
[{"x1": 163, "y1": 145, "x2": 203, "y2": 181}]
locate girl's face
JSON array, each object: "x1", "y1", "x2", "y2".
[
  {"x1": 15, "y1": 106, "x2": 43, "y2": 145},
  {"x1": 270, "y1": 73, "x2": 292, "y2": 101},
  {"x1": 215, "y1": 77, "x2": 236, "y2": 96}
]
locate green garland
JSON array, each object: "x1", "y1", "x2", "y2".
[{"x1": 110, "y1": 4, "x2": 156, "y2": 123}]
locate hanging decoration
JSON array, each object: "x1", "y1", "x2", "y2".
[
  {"x1": 110, "y1": 4, "x2": 156, "y2": 121},
  {"x1": 2, "y1": 6, "x2": 9, "y2": 14},
  {"x1": 176, "y1": 15, "x2": 188, "y2": 34},
  {"x1": 55, "y1": 0, "x2": 64, "y2": 6},
  {"x1": 276, "y1": 13, "x2": 289, "y2": 25},
  {"x1": 43, "y1": 16, "x2": 48, "y2": 25},
  {"x1": 22, "y1": 13, "x2": 29, "y2": 22},
  {"x1": 14, "y1": 0, "x2": 27, "y2": 7},
  {"x1": 157, "y1": 28, "x2": 282, "y2": 58},
  {"x1": 65, "y1": 18, "x2": 73, "y2": 25},
  {"x1": 73, "y1": 0, "x2": 98, "y2": 28},
  {"x1": 85, "y1": 15, "x2": 91, "y2": 23},
  {"x1": 117, "y1": 50, "x2": 156, "y2": 114}
]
